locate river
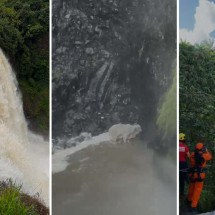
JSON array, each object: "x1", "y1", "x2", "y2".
[{"x1": 53, "y1": 140, "x2": 176, "y2": 214}]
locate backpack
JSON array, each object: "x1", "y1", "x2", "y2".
[
  {"x1": 189, "y1": 150, "x2": 206, "y2": 182},
  {"x1": 194, "y1": 150, "x2": 205, "y2": 166}
]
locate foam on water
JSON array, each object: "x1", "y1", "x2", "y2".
[
  {"x1": 53, "y1": 123, "x2": 142, "y2": 174},
  {"x1": 52, "y1": 132, "x2": 110, "y2": 173}
]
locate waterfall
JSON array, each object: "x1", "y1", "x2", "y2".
[{"x1": 0, "y1": 49, "x2": 49, "y2": 204}]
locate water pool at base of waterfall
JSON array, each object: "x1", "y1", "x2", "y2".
[{"x1": 53, "y1": 141, "x2": 176, "y2": 215}]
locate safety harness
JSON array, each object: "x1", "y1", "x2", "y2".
[
  {"x1": 189, "y1": 152, "x2": 207, "y2": 182},
  {"x1": 189, "y1": 166, "x2": 207, "y2": 182}
]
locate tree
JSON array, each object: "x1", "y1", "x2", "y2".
[
  {"x1": 180, "y1": 41, "x2": 215, "y2": 212},
  {"x1": 0, "y1": 0, "x2": 49, "y2": 132}
]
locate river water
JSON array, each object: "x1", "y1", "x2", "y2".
[{"x1": 53, "y1": 140, "x2": 176, "y2": 214}]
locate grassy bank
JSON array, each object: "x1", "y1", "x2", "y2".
[{"x1": 0, "y1": 180, "x2": 49, "y2": 215}]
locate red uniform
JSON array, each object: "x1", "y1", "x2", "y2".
[
  {"x1": 179, "y1": 142, "x2": 189, "y2": 196},
  {"x1": 179, "y1": 142, "x2": 189, "y2": 162}
]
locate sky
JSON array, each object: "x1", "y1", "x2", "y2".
[{"x1": 180, "y1": 0, "x2": 215, "y2": 44}]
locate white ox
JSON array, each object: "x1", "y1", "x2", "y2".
[{"x1": 108, "y1": 123, "x2": 142, "y2": 143}]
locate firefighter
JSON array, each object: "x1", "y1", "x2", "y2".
[
  {"x1": 179, "y1": 133, "x2": 190, "y2": 198},
  {"x1": 187, "y1": 143, "x2": 212, "y2": 212}
]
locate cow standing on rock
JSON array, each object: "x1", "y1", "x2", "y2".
[{"x1": 108, "y1": 123, "x2": 142, "y2": 143}]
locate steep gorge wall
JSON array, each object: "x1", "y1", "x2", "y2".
[{"x1": 52, "y1": 0, "x2": 176, "y2": 138}]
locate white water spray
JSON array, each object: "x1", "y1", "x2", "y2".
[{"x1": 0, "y1": 49, "x2": 49, "y2": 204}]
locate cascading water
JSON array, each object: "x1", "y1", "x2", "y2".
[{"x1": 0, "y1": 49, "x2": 49, "y2": 204}]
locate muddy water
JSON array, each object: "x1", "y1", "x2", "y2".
[{"x1": 53, "y1": 141, "x2": 176, "y2": 215}]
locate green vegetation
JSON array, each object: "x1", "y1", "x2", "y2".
[
  {"x1": 0, "y1": 180, "x2": 49, "y2": 215},
  {"x1": 157, "y1": 69, "x2": 176, "y2": 144},
  {"x1": 180, "y1": 41, "x2": 215, "y2": 212},
  {"x1": 0, "y1": 0, "x2": 49, "y2": 133},
  {"x1": 156, "y1": 67, "x2": 176, "y2": 161}
]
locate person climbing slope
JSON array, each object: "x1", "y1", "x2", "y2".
[
  {"x1": 179, "y1": 133, "x2": 190, "y2": 198},
  {"x1": 187, "y1": 142, "x2": 212, "y2": 213}
]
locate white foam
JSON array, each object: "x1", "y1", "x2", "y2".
[
  {"x1": 0, "y1": 133, "x2": 49, "y2": 203},
  {"x1": 52, "y1": 132, "x2": 110, "y2": 173},
  {"x1": 53, "y1": 123, "x2": 142, "y2": 174}
]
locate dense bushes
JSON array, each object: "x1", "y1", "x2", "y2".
[
  {"x1": 180, "y1": 41, "x2": 215, "y2": 212},
  {"x1": 0, "y1": 0, "x2": 49, "y2": 133}
]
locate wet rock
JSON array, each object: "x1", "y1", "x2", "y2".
[
  {"x1": 85, "y1": 47, "x2": 94, "y2": 55},
  {"x1": 52, "y1": 0, "x2": 176, "y2": 139}
]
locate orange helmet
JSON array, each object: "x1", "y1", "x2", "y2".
[{"x1": 195, "y1": 143, "x2": 204, "y2": 150}]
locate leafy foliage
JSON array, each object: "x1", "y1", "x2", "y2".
[
  {"x1": 0, "y1": 0, "x2": 49, "y2": 133},
  {"x1": 180, "y1": 41, "x2": 215, "y2": 212},
  {"x1": 180, "y1": 42, "x2": 215, "y2": 143},
  {"x1": 157, "y1": 69, "x2": 176, "y2": 144}
]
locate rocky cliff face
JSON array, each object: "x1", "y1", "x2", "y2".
[{"x1": 52, "y1": 0, "x2": 176, "y2": 139}]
